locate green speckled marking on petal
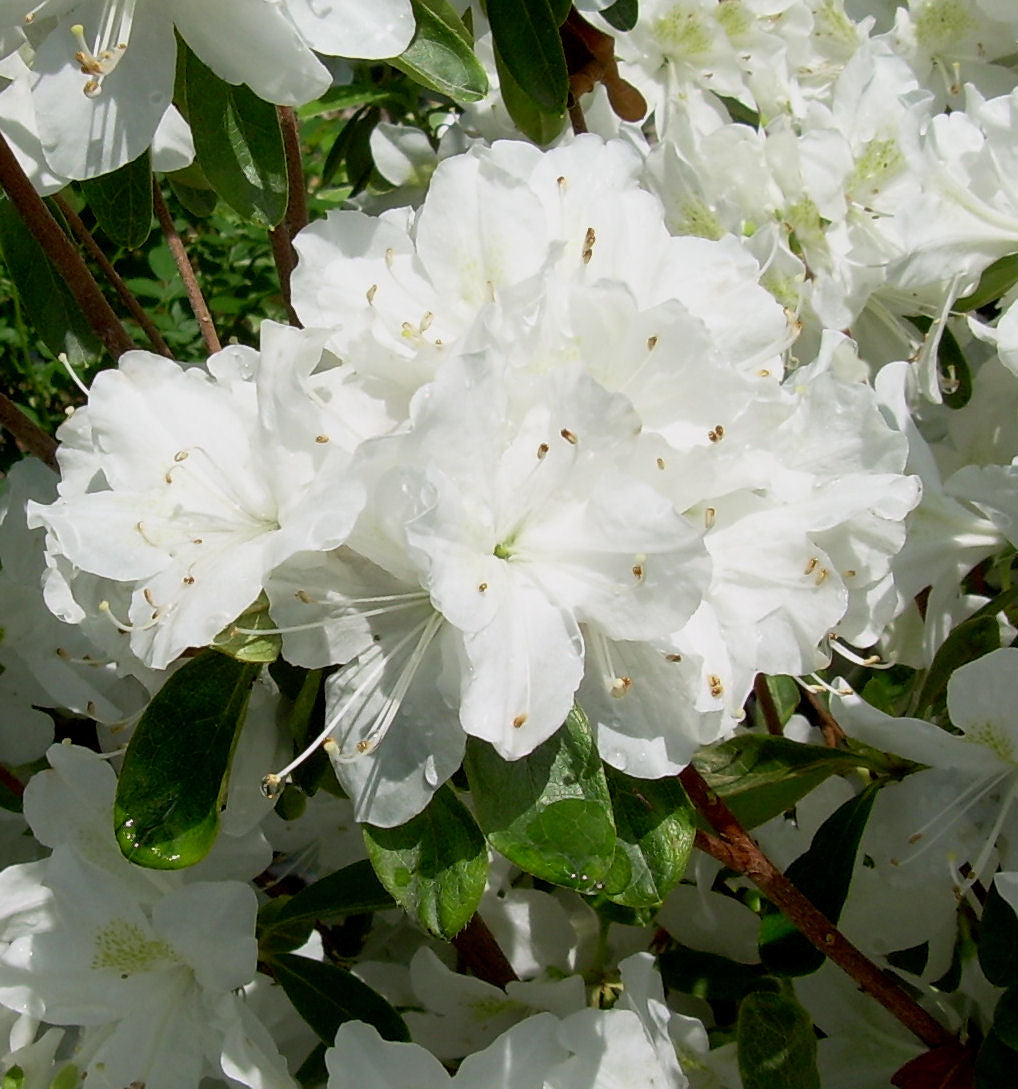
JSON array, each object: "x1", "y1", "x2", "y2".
[{"x1": 91, "y1": 919, "x2": 177, "y2": 975}]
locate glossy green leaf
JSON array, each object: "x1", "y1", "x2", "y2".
[
  {"x1": 210, "y1": 593, "x2": 281, "y2": 663},
  {"x1": 749, "y1": 675, "x2": 801, "y2": 732},
  {"x1": 1, "y1": 1066, "x2": 22, "y2": 1089},
  {"x1": 183, "y1": 44, "x2": 287, "y2": 227},
  {"x1": 979, "y1": 880, "x2": 1018, "y2": 987},
  {"x1": 487, "y1": 0, "x2": 569, "y2": 113},
  {"x1": 256, "y1": 897, "x2": 315, "y2": 957},
  {"x1": 737, "y1": 987, "x2": 821, "y2": 1089},
  {"x1": 992, "y1": 986, "x2": 1018, "y2": 1051},
  {"x1": 390, "y1": 0, "x2": 489, "y2": 102},
  {"x1": 269, "y1": 662, "x2": 332, "y2": 795},
  {"x1": 493, "y1": 43, "x2": 567, "y2": 145},
  {"x1": 604, "y1": 768, "x2": 695, "y2": 908},
  {"x1": 692, "y1": 734, "x2": 876, "y2": 830},
  {"x1": 278, "y1": 860, "x2": 395, "y2": 926},
  {"x1": 955, "y1": 253, "x2": 1018, "y2": 312},
  {"x1": 114, "y1": 650, "x2": 260, "y2": 868},
  {"x1": 295, "y1": 1045, "x2": 328, "y2": 1089},
  {"x1": 165, "y1": 163, "x2": 218, "y2": 218},
  {"x1": 465, "y1": 705, "x2": 616, "y2": 892},
  {"x1": 363, "y1": 784, "x2": 487, "y2": 940},
  {"x1": 601, "y1": 0, "x2": 639, "y2": 31},
  {"x1": 272, "y1": 953, "x2": 409, "y2": 1045},
  {"x1": 0, "y1": 197, "x2": 101, "y2": 366},
  {"x1": 759, "y1": 784, "x2": 878, "y2": 976},
  {"x1": 79, "y1": 150, "x2": 153, "y2": 249}
]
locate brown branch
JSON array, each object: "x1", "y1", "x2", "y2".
[
  {"x1": 568, "y1": 99, "x2": 589, "y2": 135},
  {"x1": 268, "y1": 106, "x2": 307, "y2": 327},
  {"x1": 152, "y1": 182, "x2": 221, "y2": 354},
  {"x1": 753, "y1": 673, "x2": 785, "y2": 736},
  {"x1": 679, "y1": 763, "x2": 954, "y2": 1051},
  {"x1": 452, "y1": 913, "x2": 519, "y2": 990},
  {"x1": 0, "y1": 390, "x2": 57, "y2": 469},
  {"x1": 53, "y1": 195, "x2": 174, "y2": 359},
  {"x1": 802, "y1": 685, "x2": 847, "y2": 748},
  {"x1": 0, "y1": 133, "x2": 134, "y2": 360}
]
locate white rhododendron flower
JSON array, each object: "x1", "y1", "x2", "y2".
[
  {"x1": 28, "y1": 324, "x2": 365, "y2": 669},
  {"x1": 2, "y1": 0, "x2": 413, "y2": 178}
]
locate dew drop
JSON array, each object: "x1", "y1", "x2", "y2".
[{"x1": 423, "y1": 754, "x2": 439, "y2": 788}]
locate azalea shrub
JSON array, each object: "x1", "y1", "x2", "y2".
[{"x1": 1, "y1": 1, "x2": 1018, "y2": 1087}]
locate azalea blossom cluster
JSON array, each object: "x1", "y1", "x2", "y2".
[{"x1": 1, "y1": 1, "x2": 1018, "y2": 1088}]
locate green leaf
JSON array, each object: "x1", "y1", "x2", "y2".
[
  {"x1": 906, "y1": 314, "x2": 972, "y2": 409},
  {"x1": 737, "y1": 987, "x2": 821, "y2": 1089},
  {"x1": 0, "y1": 197, "x2": 101, "y2": 366},
  {"x1": 183, "y1": 43, "x2": 287, "y2": 227},
  {"x1": 603, "y1": 768, "x2": 695, "y2": 908},
  {"x1": 295, "y1": 1044, "x2": 328, "y2": 1089},
  {"x1": 692, "y1": 735, "x2": 875, "y2": 830},
  {"x1": 390, "y1": 0, "x2": 489, "y2": 102},
  {"x1": 114, "y1": 650, "x2": 260, "y2": 868},
  {"x1": 993, "y1": 986, "x2": 1018, "y2": 1052},
  {"x1": 979, "y1": 880, "x2": 1018, "y2": 987},
  {"x1": 256, "y1": 897, "x2": 315, "y2": 957},
  {"x1": 759, "y1": 785, "x2": 878, "y2": 976},
  {"x1": 211, "y1": 592, "x2": 281, "y2": 663},
  {"x1": 955, "y1": 253, "x2": 1018, "y2": 312},
  {"x1": 165, "y1": 163, "x2": 218, "y2": 218},
  {"x1": 493, "y1": 43, "x2": 567, "y2": 145},
  {"x1": 465, "y1": 705, "x2": 616, "y2": 892},
  {"x1": 487, "y1": 0, "x2": 569, "y2": 113},
  {"x1": 0, "y1": 776, "x2": 22, "y2": 814},
  {"x1": 913, "y1": 615, "x2": 1000, "y2": 721},
  {"x1": 79, "y1": 150, "x2": 153, "y2": 249},
  {"x1": 269, "y1": 663, "x2": 332, "y2": 795},
  {"x1": 659, "y1": 945, "x2": 770, "y2": 1003},
  {"x1": 601, "y1": 0, "x2": 639, "y2": 32},
  {"x1": 749, "y1": 675, "x2": 801, "y2": 732},
  {"x1": 1, "y1": 1066, "x2": 23, "y2": 1089},
  {"x1": 278, "y1": 860, "x2": 396, "y2": 927},
  {"x1": 363, "y1": 784, "x2": 487, "y2": 940},
  {"x1": 976, "y1": 1030, "x2": 1018, "y2": 1089},
  {"x1": 271, "y1": 953, "x2": 409, "y2": 1045}
]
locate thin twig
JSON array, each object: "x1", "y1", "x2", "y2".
[
  {"x1": 152, "y1": 182, "x2": 221, "y2": 354},
  {"x1": 680, "y1": 764, "x2": 954, "y2": 1051},
  {"x1": 53, "y1": 195, "x2": 174, "y2": 359},
  {"x1": 753, "y1": 673, "x2": 785, "y2": 736},
  {"x1": 568, "y1": 99, "x2": 589, "y2": 135},
  {"x1": 0, "y1": 390, "x2": 58, "y2": 470},
  {"x1": 802, "y1": 686, "x2": 847, "y2": 748},
  {"x1": 269, "y1": 105, "x2": 307, "y2": 327},
  {"x1": 452, "y1": 913, "x2": 519, "y2": 989},
  {"x1": 0, "y1": 133, "x2": 134, "y2": 360}
]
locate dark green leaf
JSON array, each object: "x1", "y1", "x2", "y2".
[
  {"x1": 390, "y1": 0, "x2": 489, "y2": 102},
  {"x1": 256, "y1": 897, "x2": 315, "y2": 957},
  {"x1": 321, "y1": 105, "x2": 373, "y2": 189},
  {"x1": 979, "y1": 880, "x2": 1018, "y2": 987},
  {"x1": 993, "y1": 986, "x2": 1018, "y2": 1051},
  {"x1": 79, "y1": 151, "x2": 153, "y2": 249},
  {"x1": 759, "y1": 785, "x2": 878, "y2": 976},
  {"x1": 114, "y1": 650, "x2": 260, "y2": 868},
  {"x1": 295, "y1": 1043, "x2": 328, "y2": 1089},
  {"x1": 487, "y1": 0, "x2": 569, "y2": 113},
  {"x1": 659, "y1": 945, "x2": 770, "y2": 1003},
  {"x1": 363, "y1": 784, "x2": 487, "y2": 940},
  {"x1": 955, "y1": 254, "x2": 1018, "y2": 312},
  {"x1": 0, "y1": 776, "x2": 22, "y2": 814},
  {"x1": 269, "y1": 663, "x2": 332, "y2": 795},
  {"x1": 1, "y1": 1066, "x2": 23, "y2": 1089},
  {"x1": 976, "y1": 1030, "x2": 1018, "y2": 1089},
  {"x1": 272, "y1": 953, "x2": 409, "y2": 1045},
  {"x1": 278, "y1": 860, "x2": 395, "y2": 927},
  {"x1": 465, "y1": 705, "x2": 616, "y2": 892},
  {"x1": 0, "y1": 198, "x2": 101, "y2": 365},
  {"x1": 914, "y1": 616, "x2": 1000, "y2": 722},
  {"x1": 604, "y1": 768, "x2": 695, "y2": 908},
  {"x1": 183, "y1": 44, "x2": 287, "y2": 227},
  {"x1": 493, "y1": 43, "x2": 567, "y2": 145},
  {"x1": 737, "y1": 987, "x2": 821, "y2": 1089},
  {"x1": 906, "y1": 314, "x2": 972, "y2": 410},
  {"x1": 601, "y1": 0, "x2": 639, "y2": 32},
  {"x1": 548, "y1": 0, "x2": 572, "y2": 24},
  {"x1": 692, "y1": 735, "x2": 876, "y2": 830},
  {"x1": 165, "y1": 164, "x2": 218, "y2": 218}
]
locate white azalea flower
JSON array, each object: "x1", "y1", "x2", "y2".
[
  {"x1": 6, "y1": 0, "x2": 412, "y2": 178},
  {"x1": 28, "y1": 324, "x2": 365, "y2": 669}
]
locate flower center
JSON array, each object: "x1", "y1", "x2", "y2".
[{"x1": 70, "y1": 0, "x2": 138, "y2": 98}]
